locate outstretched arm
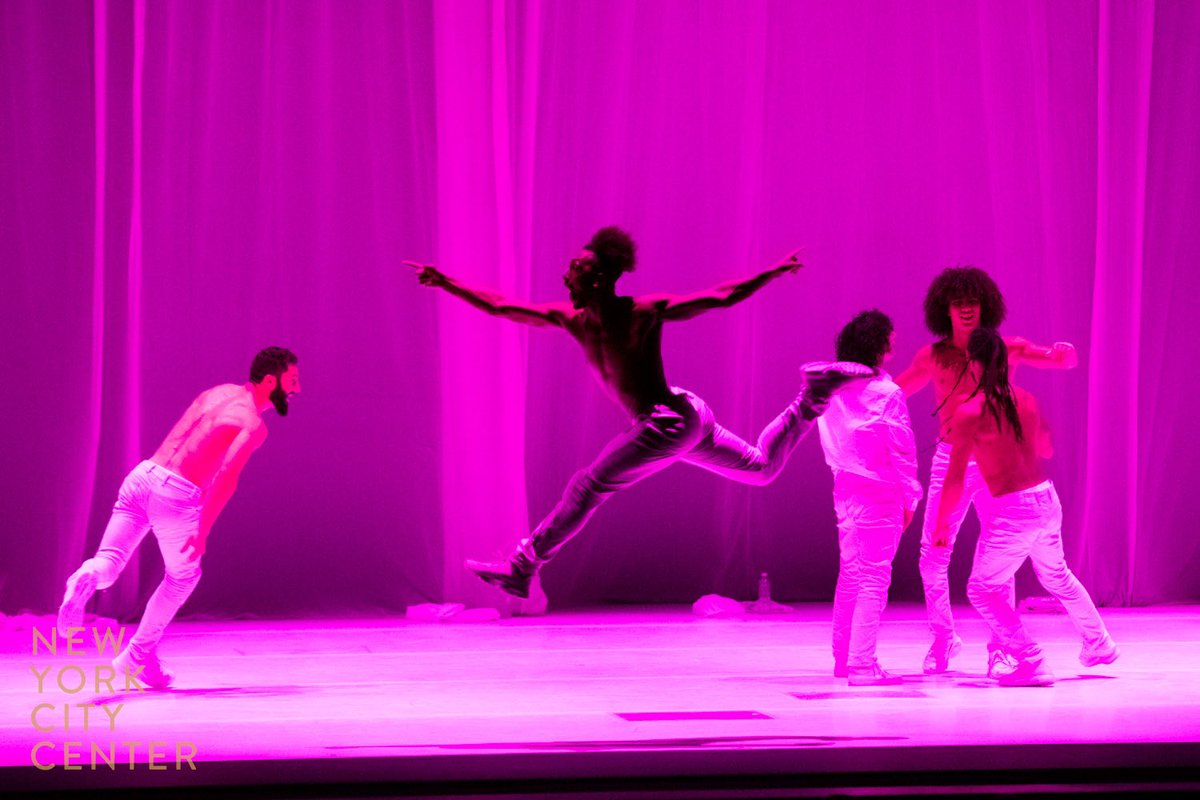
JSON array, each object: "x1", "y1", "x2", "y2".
[
  {"x1": 639, "y1": 248, "x2": 805, "y2": 322},
  {"x1": 895, "y1": 344, "x2": 934, "y2": 396},
  {"x1": 182, "y1": 424, "x2": 266, "y2": 561},
  {"x1": 405, "y1": 261, "x2": 570, "y2": 328},
  {"x1": 1006, "y1": 336, "x2": 1078, "y2": 370}
]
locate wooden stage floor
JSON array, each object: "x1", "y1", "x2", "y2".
[{"x1": 3, "y1": 603, "x2": 1198, "y2": 798}]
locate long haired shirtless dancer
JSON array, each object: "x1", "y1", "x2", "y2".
[
  {"x1": 56, "y1": 347, "x2": 301, "y2": 687},
  {"x1": 933, "y1": 328, "x2": 1117, "y2": 686},
  {"x1": 897, "y1": 268, "x2": 1077, "y2": 677},
  {"x1": 409, "y1": 227, "x2": 868, "y2": 599}
]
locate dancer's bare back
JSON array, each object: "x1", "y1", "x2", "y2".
[
  {"x1": 151, "y1": 384, "x2": 266, "y2": 491},
  {"x1": 946, "y1": 387, "x2": 1051, "y2": 498}
]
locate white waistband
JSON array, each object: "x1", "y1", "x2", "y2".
[{"x1": 143, "y1": 460, "x2": 201, "y2": 492}]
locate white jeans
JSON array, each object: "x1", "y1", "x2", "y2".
[
  {"x1": 830, "y1": 472, "x2": 903, "y2": 669},
  {"x1": 71, "y1": 461, "x2": 203, "y2": 655},
  {"x1": 919, "y1": 440, "x2": 1011, "y2": 648},
  {"x1": 969, "y1": 481, "x2": 1110, "y2": 662}
]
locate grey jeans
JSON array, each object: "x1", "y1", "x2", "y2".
[{"x1": 520, "y1": 387, "x2": 816, "y2": 563}]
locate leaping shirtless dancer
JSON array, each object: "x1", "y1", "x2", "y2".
[
  {"x1": 56, "y1": 347, "x2": 301, "y2": 687},
  {"x1": 409, "y1": 227, "x2": 869, "y2": 599},
  {"x1": 896, "y1": 267, "x2": 1077, "y2": 677}
]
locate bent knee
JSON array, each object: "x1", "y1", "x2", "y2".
[
  {"x1": 918, "y1": 549, "x2": 951, "y2": 573},
  {"x1": 966, "y1": 577, "x2": 1005, "y2": 601},
  {"x1": 1033, "y1": 565, "x2": 1075, "y2": 590},
  {"x1": 165, "y1": 566, "x2": 202, "y2": 587}
]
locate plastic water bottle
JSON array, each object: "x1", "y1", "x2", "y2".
[{"x1": 757, "y1": 572, "x2": 771, "y2": 602}]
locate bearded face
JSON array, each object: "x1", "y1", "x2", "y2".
[
  {"x1": 268, "y1": 364, "x2": 301, "y2": 416},
  {"x1": 269, "y1": 382, "x2": 290, "y2": 416}
]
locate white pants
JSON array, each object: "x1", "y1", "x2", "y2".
[
  {"x1": 71, "y1": 461, "x2": 203, "y2": 655},
  {"x1": 831, "y1": 472, "x2": 904, "y2": 669},
  {"x1": 919, "y1": 440, "x2": 1011, "y2": 648},
  {"x1": 969, "y1": 482, "x2": 1110, "y2": 662}
]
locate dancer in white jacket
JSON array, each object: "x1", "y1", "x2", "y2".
[{"x1": 817, "y1": 311, "x2": 922, "y2": 686}]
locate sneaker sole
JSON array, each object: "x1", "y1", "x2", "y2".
[
  {"x1": 801, "y1": 361, "x2": 877, "y2": 378},
  {"x1": 57, "y1": 572, "x2": 98, "y2": 636}
]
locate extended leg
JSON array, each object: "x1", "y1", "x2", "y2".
[
  {"x1": 1024, "y1": 486, "x2": 1118, "y2": 667},
  {"x1": 967, "y1": 496, "x2": 1052, "y2": 686},
  {"x1": 684, "y1": 363, "x2": 871, "y2": 485},
  {"x1": 919, "y1": 443, "x2": 1011, "y2": 672},
  {"x1": 58, "y1": 465, "x2": 153, "y2": 635},
  {"x1": 468, "y1": 398, "x2": 707, "y2": 598}
]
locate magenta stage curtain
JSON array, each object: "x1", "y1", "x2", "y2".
[{"x1": 2, "y1": 0, "x2": 1198, "y2": 617}]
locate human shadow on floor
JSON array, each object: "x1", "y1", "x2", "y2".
[{"x1": 89, "y1": 684, "x2": 311, "y2": 704}]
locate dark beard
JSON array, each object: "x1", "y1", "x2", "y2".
[{"x1": 270, "y1": 384, "x2": 290, "y2": 417}]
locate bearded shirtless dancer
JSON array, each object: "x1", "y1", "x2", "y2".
[
  {"x1": 56, "y1": 347, "x2": 301, "y2": 687},
  {"x1": 409, "y1": 227, "x2": 869, "y2": 599},
  {"x1": 933, "y1": 328, "x2": 1117, "y2": 686},
  {"x1": 896, "y1": 268, "x2": 1077, "y2": 676}
]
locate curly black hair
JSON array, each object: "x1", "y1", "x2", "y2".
[
  {"x1": 923, "y1": 266, "x2": 1006, "y2": 339},
  {"x1": 835, "y1": 310, "x2": 894, "y2": 368},
  {"x1": 585, "y1": 226, "x2": 637, "y2": 278},
  {"x1": 250, "y1": 346, "x2": 298, "y2": 384},
  {"x1": 966, "y1": 327, "x2": 1023, "y2": 442}
]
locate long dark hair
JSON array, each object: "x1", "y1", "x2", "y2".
[{"x1": 966, "y1": 328, "x2": 1023, "y2": 442}]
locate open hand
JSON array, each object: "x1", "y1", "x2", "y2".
[
  {"x1": 180, "y1": 534, "x2": 207, "y2": 562},
  {"x1": 403, "y1": 260, "x2": 447, "y2": 288},
  {"x1": 774, "y1": 247, "x2": 806, "y2": 275}
]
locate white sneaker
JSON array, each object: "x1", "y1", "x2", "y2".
[
  {"x1": 847, "y1": 662, "x2": 904, "y2": 686},
  {"x1": 987, "y1": 649, "x2": 1019, "y2": 679},
  {"x1": 113, "y1": 646, "x2": 175, "y2": 690},
  {"x1": 922, "y1": 635, "x2": 963, "y2": 674},
  {"x1": 57, "y1": 568, "x2": 98, "y2": 636},
  {"x1": 998, "y1": 658, "x2": 1055, "y2": 687},
  {"x1": 1080, "y1": 638, "x2": 1120, "y2": 667}
]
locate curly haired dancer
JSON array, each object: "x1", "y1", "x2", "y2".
[{"x1": 897, "y1": 268, "x2": 1077, "y2": 676}]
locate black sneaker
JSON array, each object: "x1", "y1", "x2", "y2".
[{"x1": 465, "y1": 553, "x2": 537, "y2": 599}]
